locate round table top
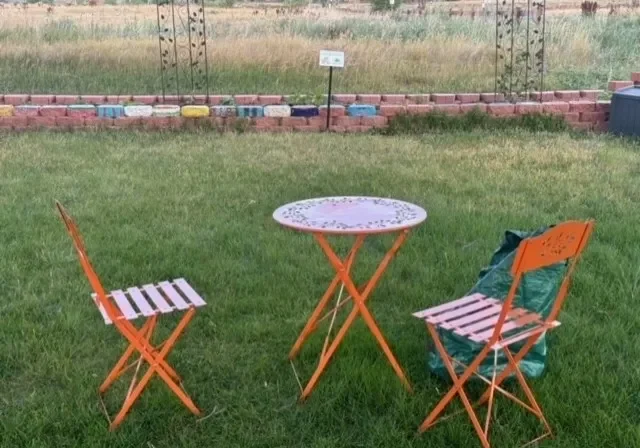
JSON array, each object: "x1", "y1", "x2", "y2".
[{"x1": 273, "y1": 196, "x2": 427, "y2": 235}]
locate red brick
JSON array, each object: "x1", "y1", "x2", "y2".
[
  {"x1": 632, "y1": 72, "x2": 640, "y2": 83},
  {"x1": 80, "y1": 95, "x2": 106, "y2": 105},
  {"x1": 530, "y1": 91, "x2": 555, "y2": 102},
  {"x1": 569, "y1": 101, "x2": 596, "y2": 113},
  {"x1": 234, "y1": 95, "x2": 259, "y2": 105},
  {"x1": 608, "y1": 81, "x2": 633, "y2": 92},
  {"x1": 480, "y1": 93, "x2": 505, "y2": 103},
  {"x1": 555, "y1": 90, "x2": 580, "y2": 100},
  {"x1": 54, "y1": 95, "x2": 80, "y2": 105},
  {"x1": 580, "y1": 90, "x2": 602, "y2": 101},
  {"x1": 191, "y1": 95, "x2": 208, "y2": 105},
  {"x1": 542, "y1": 102, "x2": 570, "y2": 114},
  {"x1": 487, "y1": 103, "x2": 515, "y2": 116},
  {"x1": 431, "y1": 94, "x2": 455, "y2": 105},
  {"x1": 406, "y1": 104, "x2": 433, "y2": 115},
  {"x1": 132, "y1": 95, "x2": 158, "y2": 105},
  {"x1": 356, "y1": 94, "x2": 381, "y2": 105},
  {"x1": 563, "y1": 112, "x2": 580, "y2": 123},
  {"x1": 379, "y1": 104, "x2": 406, "y2": 117},
  {"x1": 281, "y1": 117, "x2": 307, "y2": 127},
  {"x1": 580, "y1": 111, "x2": 607, "y2": 123},
  {"x1": 0, "y1": 116, "x2": 28, "y2": 128},
  {"x1": 596, "y1": 100, "x2": 611, "y2": 112},
  {"x1": 104, "y1": 95, "x2": 121, "y2": 104},
  {"x1": 27, "y1": 116, "x2": 57, "y2": 129},
  {"x1": 168, "y1": 117, "x2": 187, "y2": 130},
  {"x1": 40, "y1": 106, "x2": 68, "y2": 117},
  {"x1": 85, "y1": 117, "x2": 115, "y2": 129},
  {"x1": 55, "y1": 116, "x2": 84, "y2": 129},
  {"x1": 332, "y1": 94, "x2": 357, "y2": 104},
  {"x1": 433, "y1": 104, "x2": 460, "y2": 115},
  {"x1": 253, "y1": 117, "x2": 279, "y2": 128},
  {"x1": 113, "y1": 117, "x2": 142, "y2": 128},
  {"x1": 0, "y1": 117, "x2": 12, "y2": 129},
  {"x1": 307, "y1": 117, "x2": 327, "y2": 128},
  {"x1": 334, "y1": 116, "x2": 362, "y2": 126},
  {"x1": 68, "y1": 107, "x2": 97, "y2": 118},
  {"x1": 258, "y1": 95, "x2": 283, "y2": 106},
  {"x1": 406, "y1": 94, "x2": 431, "y2": 104},
  {"x1": 570, "y1": 122, "x2": 593, "y2": 131},
  {"x1": 15, "y1": 106, "x2": 41, "y2": 116},
  {"x1": 460, "y1": 103, "x2": 487, "y2": 114},
  {"x1": 141, "y1": 117, "x2": 169, "y2": 130},
  {"x1": 207, "y1": 96, "x2": 230, "y2": 106},
  {"x1": 381, "y1": 94, "x2": 406, "y2": 104},
  {"x1": 515, "y1": 102, "x2": 542, "y2": 114},
  {"x1": 361, "y1": 116, "x2": 388, "y2": 128},
  {"x1": 159, "y1": 95, "x2": 181, "y2": 105},
  {"x1": 3, "y1": 95, "x2": 30, "y2": 106},
  {"x1": 456, "y1": 93, "x2": 480, "y2": 104},
  {"x1": 30, "y1": 95, "x2": 53, "y2": 105},
  {"x1": 319, "y1": 105, "x2": 345, "y2": 117}
]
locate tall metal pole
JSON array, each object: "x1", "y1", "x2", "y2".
[{"x1": 156, "y1": 1, "x2": 166, "y2": 101}]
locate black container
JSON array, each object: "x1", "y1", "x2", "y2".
[{"x1": 609, "y1": 86, "x2": 640, "y2": 137}]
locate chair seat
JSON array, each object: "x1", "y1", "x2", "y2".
[
  {"x1": 91, "y1": 278, "x2": 206, "y2": 325},
  {"x1": 413, "y1": 293, "x2": 560, "y2": 350}
]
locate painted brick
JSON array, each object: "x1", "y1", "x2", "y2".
[
  {"x1": 56, "y1": 116, "x2": 84, "y2": 129},
  {"x1": 291, "y1": 106, "x2": 319, "y2": 117},
  {"x1": 40, "y1": 105, "x2": 68, "y2": 117},
  {"x1": 632, "y1": 72, "x2": 640, "y2": 83},
  {"x1": 54, "y1": 95, "x2": 80, "y2": 105},
  {"x1": 258, "y1": 95, "x2": 283, "y2": 106},
  {"x1": 456, "y1": 93, "x2": 480, "y2": 104},
  {"x1": 580, "y1": 111, "x2": 607, "y2": 123},
  {"x1": 530, "y1": 91, "x2": 555, "y2": 102},
  {"x1": 4, "y1": 95, "x2": 30, "y2": 106},
  {"x1": 356, "y1": 94, "x2": 382, "y2": 105},
  {"x1": 480, "y1": 93, "x2": 505, "y2": 103},
  {"x1": 15, "y1": 105, "x2": 41, "y2": 116},
  {"x1": 97, "y1": 105, "x2": 125, "y2": 119},
  {"x1": 211, "y1": 105, "x2": 236, "y2": 117},
  {"x1": 124, "y1": 105, "x2": 153, "y2": 117},
  {"x1": 0, "y1": 105, "x2": 15, "y2": 117},
  {"x1": 332, "y1": 94, "x2": 357, "y2": 104},
  {"x1": 381, "y1": 94, "x2": 406, "y2": 104},
  {"x1": 132, "y1": 95, "x2": 158, "y2": 105},
  {"x1": 264, "y1": 105, "x2": 291, "y2": 117},
  {"x1": 334, "y1": 116, "x2": 362, "y2": 126},
  {"x1": 580, "y1": 90, "x2": 603, "y2": 101},
  {"x1": 406, "y1": 104, "x2": 433, "y2": 115},
  {"x1": 555, "y1": 90, "x2": 580, "y2": 100},
  {"x1": 515, "y1": 102, "x2": 543, "y2": 114},
  {"x1": 153, "y1": 105, "x2": 181, "y2": 117},
  {"x1": 319, "y1": 105, "x2": 346, "y2": 117},
  {"x1": 431, "y1": 94, "x2": 455, "y2": 105},
  {"x1": 68, "y1": 105, "x2": 97, "y2": 118},
  {"x1": 487, "y1": 103, "x2": 515, "y2": 116},
  {"x1": 460, "y1": 103, "x2": 487, "y2": 114},
  {"x1": 361, "y1": 116, "x2": 388, "y2": 128},
  {"x1": 433, "y1": 104, "x2": 460, "y2": 115},
  {"x1": 281, "y1": 117, "x2": 307, "y2": 127},
  {"x1": 181, "y1": 105, "x2": 210, "y2": 118},
  {"x1": 80, "y1": 95, "x2": 106, "y2": 105},
  {"x1": 542, "y1": 102, "x2": 570, "y2": 114},
  {"x1": 563, "y1": 112, "x2": 580, "y2": 123},
  {"x1": 596, "y1": 101, "x2": 611, "y2": 112},
  {"x1": 27, "y1": 116, "x2": 57, "y2": 129},
  {"x1": 608, "y1": 81, "x2": 633, "y2": 92},
  {"x1": 347, "y1": 104, "x2": 377, "y2": 117},
  {"x1": 236, "y1": 106, "x2": 264, "y2": 118},
  {"x1": 379, "y1": 105, "x2": 406, "y2": 117},
  {"x1": 234, "y1": 95, "x2": 259, "y2": 105},
  {"x1": 569, "y1": 101, "x2": 596, "y2": 113},
  {"x1": 406, "y1": 94, "x2": 431, "y2": 104},
  {"x1": 85, "y1": 117, "x2": 114, "y2": 129},
  {"x1": 113, "y1": 117, "x2": 142, "y2": 128},
  {"x1": 30, "y1": 95, "x2": 54, "y2": 105}
]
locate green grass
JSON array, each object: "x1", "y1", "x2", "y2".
[{"x1": 1, "y1": 131, "x2": 640, "y2": 447}]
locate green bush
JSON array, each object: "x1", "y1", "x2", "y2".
[{"x1": 370, "y1": 0, "x2": 401, "y2": 12}]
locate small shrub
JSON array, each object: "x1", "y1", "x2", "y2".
[
  {"x1": 581, "y1": 1, "x2": 598, "y2": 16},
  {"x1": 381, "y1": 109, "x2": 568, "y2": 135},
  {"x1": 371, "y1": 0, "x2": 401, "y2": 13}
]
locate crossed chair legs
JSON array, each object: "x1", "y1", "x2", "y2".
[
  {"x1": 99, "y1": 309, "x2": 201, "y2": 430},
  {"x1": 419, "y1": 323, "x2": 553, "y2": 447}
]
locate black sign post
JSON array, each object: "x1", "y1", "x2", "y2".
[{"x1": 319, "y1": 50, "x2": 345, "y2": 132}]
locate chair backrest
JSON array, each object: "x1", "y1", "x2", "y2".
[
  {"x1": 56, "y1": 201, "x2": 123, "y2": 325},
  {"x1": 488, "y1": 220, "x2": 594, "y2": 345}
]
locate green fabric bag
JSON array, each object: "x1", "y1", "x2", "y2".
[{"x1": 428, "y1": 226, "x2": 567, "y2": 379}]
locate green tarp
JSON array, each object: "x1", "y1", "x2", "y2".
[{"x1": 428, "y1": 226, "x2": 567, "y2": 379}]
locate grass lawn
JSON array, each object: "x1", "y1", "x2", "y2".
[{"x1": 1, "y1": 131, "x2": 640, "y2": 447}]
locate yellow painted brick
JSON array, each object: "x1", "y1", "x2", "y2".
[
  {"x1": 181, "y1": 105, "x2": 210, "y2": 118},
  {"x1": 0, "y1": 105, "x2": 15, "y2": 117}
]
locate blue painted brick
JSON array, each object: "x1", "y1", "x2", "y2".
[
  {"x1": 347, "y1": 104, "x2": 377, "y2": 117},
  {"x1": 291, "y1": 105, "x2": 319, "y2": 117},
  {"x1": 236, "y1": 106, "x2": 264, "y2": 118},
  {"x1": 97, "y1": 104, "x2": 125, "y2": 119}
]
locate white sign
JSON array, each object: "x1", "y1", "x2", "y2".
[{"x1": 319, "y1": 50, "x2": 345, "y2": 68}]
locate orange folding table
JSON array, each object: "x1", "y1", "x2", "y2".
[{"x1": 273, "y1": 196, "x2": 427, "y2": 400}]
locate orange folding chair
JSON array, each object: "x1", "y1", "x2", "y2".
[
  {"x1": 413, "y1": 220, "x2": 594, "y2": 447},
  {"x1": 56, "y1": 201, "x2": 206, "y2": 430}
]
